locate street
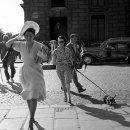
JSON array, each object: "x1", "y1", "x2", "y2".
[{"x1": 0, "y1": 63, "x2": 130, "y2": 107}]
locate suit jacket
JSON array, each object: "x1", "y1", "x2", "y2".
[
  {"x1": 0, "y1": 42, "x2": 16, "y2": 67},
  {"x1": 66, "y1": 42, "x2": 81, "y2": 63},
  {"x1": 0, "y1": 42, "x2": 8, "y2": 60}
]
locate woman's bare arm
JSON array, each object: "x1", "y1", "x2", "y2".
[{"x1": 6, "y1": 36, "x2": 18, "y2": 48}]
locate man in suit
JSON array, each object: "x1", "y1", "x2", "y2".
[
  {"x1": 66, "y1": 34, "x2": 86, "y2": 93},
  {"x1": 0, "y1": 34, "x2": 16, "y2": 83}
]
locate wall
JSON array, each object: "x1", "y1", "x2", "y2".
[{"x1": 21, "y1": 0, "x2": 130, "y2": 45}]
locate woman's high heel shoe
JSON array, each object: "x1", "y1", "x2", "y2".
[
  {"x1": 28, "y1": 127, "x2": 33, "y2": 130},
  {"x1": 28, "y1": 118, "x2": 34, "y2": 130},
  {"x1": 33, "y1": 119, "x2": 38, "y2": 124},
  {"x1": 28, "y1": 125, "x2": 33, "y2": 130}
]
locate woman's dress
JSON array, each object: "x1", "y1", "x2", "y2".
[{"x1": 14, "y1": 40, "x2": 46, "y2": 101}]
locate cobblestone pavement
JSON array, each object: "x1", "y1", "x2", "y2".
[{"x1": 0, "y1": 63, "x2": 130, "y2": 107}]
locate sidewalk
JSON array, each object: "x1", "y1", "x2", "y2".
[{"x1": 0, "y1": 103, "x2": 130, "y2": 130}]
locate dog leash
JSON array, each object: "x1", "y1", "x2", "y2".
[{"x1": 75, "y1": 68, "x2": 108, "y2": 95}]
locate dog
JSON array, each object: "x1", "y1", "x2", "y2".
[{"x1": 103, "y1": 95, "x2": 116, "y2": 105}]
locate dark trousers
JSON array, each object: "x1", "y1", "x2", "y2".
[
  {"x1": 73, "y1": 69, "x2": 83, "y2": 90},
  {"x1": 3, "y1": 62, "x2": 16, "y2": 80}
]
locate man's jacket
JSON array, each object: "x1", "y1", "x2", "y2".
[
  {"x1": 66, "y1": 42, "x2": 81, "y2": 63},
  {"x1": 0, "y1": 42, "x2": 8, "y2": 60},
  {"x1": 0, "y1": 42, "x2": 16, "y2": 67}
]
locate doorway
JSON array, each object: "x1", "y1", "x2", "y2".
[{"x1": 50, "y1": 17, "x2": 67, "y2": 40}]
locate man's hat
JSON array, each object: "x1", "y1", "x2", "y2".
[{"x1": 18, "y1": 21, "x2": 40, "y2": 39}]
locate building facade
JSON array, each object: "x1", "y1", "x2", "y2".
[{"x1": 21, "y1": 0, "x2": 130, "y2": 46}]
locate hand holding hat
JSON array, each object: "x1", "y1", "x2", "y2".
[{"x1": 18, "y1": 21, "x2": 40, "y2": 39}]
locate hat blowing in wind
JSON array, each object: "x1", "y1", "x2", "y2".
[{"x1": 18, "y1": 21, "x2": 40, "y2": 39}]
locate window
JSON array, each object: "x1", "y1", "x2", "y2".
[
  {"x1": 118, "y1": 43, "x2": 128, "y2": 50},
  {"x1": 91, "y1": 0, "x2": 105, "y2": 7},
  {"x1": 51, "y1": 0, "x2": 65, "y2": 7},
  {"x1": 91, "y1": 15, "x2": 105, "y2": 42},
  {"x1": 49, "y1": 17, "x2": 67, "y2": 40}
]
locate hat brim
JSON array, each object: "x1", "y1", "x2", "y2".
[{"x1": 18, "y1": 21, "x2": 40, "y2": 39}]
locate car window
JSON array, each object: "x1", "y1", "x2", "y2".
[
  {"x1": 109, "y1": 43, "x2": 116, "y2": 47},
  {"x1": 107, "y1": 42, "x2": 117, "y2": 49},
  {"x1": 117, "y1": 43, "x2": 128, "y2": 50}
]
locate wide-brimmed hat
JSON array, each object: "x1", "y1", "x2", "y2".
[{"x1": 18, "y1": 21, "x2": 40, "y2": 39}]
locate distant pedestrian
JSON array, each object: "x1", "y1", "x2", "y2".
[
  {"x1": 0, "y1": 34, "x2": 16, "y2": 83},
  {"x1": 66, "y1": 34, "x2": 86, "y2": 93},
  {"x1": 6, "y1": 21, "x2": 48, "y2": 130},
  {"x1": 53, "y1": 35, "x2": 74, "y2": 104}
]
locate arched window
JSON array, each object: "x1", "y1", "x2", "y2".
[{"x1": 51, "y1": 0, "x2": 65, "y2": 7}]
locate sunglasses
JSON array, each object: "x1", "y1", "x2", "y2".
[{"x1": 59, "y1": 41, "x2": 65, "y2": 43}]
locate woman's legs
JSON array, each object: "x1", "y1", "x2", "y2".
[
  {"x1": 27, "y1": 99, "x2": 37, "y2": 129},
  {"x1": 29, "y1": 99, "x2": 37, "y2": 119},
  {"x1": 65, "y1": 70, "x2": 73, "y2": 104},
  {"x1": 57, "y1": 70, "x2": 67, "y2": 101},
  {"x1": 66, "y1": 83, "x2": 71, "y2": 103}
]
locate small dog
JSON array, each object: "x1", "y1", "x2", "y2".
[{"x1": 103, "y1": 95, "x2": 116, "y2": 105}]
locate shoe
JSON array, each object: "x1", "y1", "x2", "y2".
[
  {"x1": 33, "y1": 119, "x2": 38, "y2": 124},
  {"x1": 28, "y1": 118, "x2": 34, "y2": 130},
  {"x1": 68, "y1": 100, "x2": 74, "y2": 106},
  {"x1": 78, "y1": 88, "x2": 86, "y2": 93},
  {"x1": 28, "y1": 127, "x2": 33, "y2": 130}
]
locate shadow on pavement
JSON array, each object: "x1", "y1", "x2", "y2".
[
  {"x1": 90, "y1": 62, "x2": 130, "y2": 67},
  {"x1": 71, "y1": 91, "x2": 104, "y2": 104},
  {"x1": 34, "y1": 121, "x2": 46, "y2": 130},
  {"x1": 5, "y1": 82, "x2": 22, "y2": 94},
  {"x1": 77, "y1": 104, "x2": 130, "y2": 127},
  {"x1": 0, "y1": 83, "x2": 8, "y2": 93},
  {"x1": 71, "y1": 91, "x2": 130, "y2": 109},
  {"x1": 114, "y1": 103, "x2": 130, "y2": 109}
]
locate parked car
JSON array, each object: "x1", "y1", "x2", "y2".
[{"x1": 81, "y1": 37, "x2": 130, "y2": 64}]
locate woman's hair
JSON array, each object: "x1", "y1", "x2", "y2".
[
  {"x1": 58, "y1": 35, "x2": 67, "y2": 46},
  {"x1": 24, "y1": 28, "x2": 35, "y2": 36}
]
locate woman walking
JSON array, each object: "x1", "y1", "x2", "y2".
[
  {"x1": 53, "y1": 35, "x2": 74, "y2": 104},
  {"x1": 6, "y1": 21, "x2": 48, "y2": 130}
]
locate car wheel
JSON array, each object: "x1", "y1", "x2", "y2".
[{"x1": 83, "y1": 55, "x2": 93, "y2": 65}]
